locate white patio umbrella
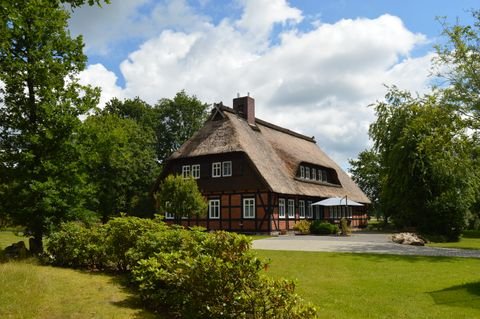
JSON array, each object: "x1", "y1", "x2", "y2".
[{"x1": 311, "y1": 197, "x2": 364, "y2": 207}]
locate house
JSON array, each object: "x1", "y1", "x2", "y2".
[{"x1": 155, "y1": 95, "x2": 370, "y2": 233}]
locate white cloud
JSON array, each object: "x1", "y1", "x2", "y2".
[
  {"x1": 78, "y1": 64, "x2": 125, "y2": 106},
  {"x1": 76, "y1": 1, "x2": 434, "y2": 169}
]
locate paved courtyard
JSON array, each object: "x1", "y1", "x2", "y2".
[{"x1": 252, "y1": 232, "x2": 480, "y2": 258}]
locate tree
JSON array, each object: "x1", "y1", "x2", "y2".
[
  {"x1": 155, "y1": 175, "x2": 207, "y2": 223},
  {"x1": 434, "y1": 11, "x2": 480, "y2": 122},
  {"x1": 348, "y1": 149, "x2": 383, "y2": 218},
  {"x1": 155, "y1": 90, "x2": 210, "y2": 162},
  {"x1": 78, "y1": 113, "x2": 160, "y2": 221},
  {"x1": 0, "y1": 0, "x2": 107, "y2": 252},
  {"x1": 369, "y1": 87, "x2": 477, "y2": 240}
]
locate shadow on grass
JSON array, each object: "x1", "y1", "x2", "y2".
[
  {"x1": 103, "y1": 273, "x2": 168, "y2": 319},
  {"x1": 429, "y1": 282, "x2": 480, "y2": 310}
]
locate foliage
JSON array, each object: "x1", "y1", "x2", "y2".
[
  {"x1": 462, "y1": 229, "x2": 480, "y2": 238},
  {"x1": 310, "y1": 221, "x2": 338, "y2": 235},
  {"x1": 369, "y1": 88, "x2": 477, "y2": 241},
  {"x1": 0, "y1": 0, "x2": 106, "y2": 251},
  {"x1": 131, "y1": 231, "x2": 317, "y2": 318},
  {"x1": 154, "y1": 90, "x2": 210, "y2": 161},
  {"x1": 433, "y1": 11, "x2": 480, "y2": 121},
  {"x1": 102, "y1": 216, "x2": 167, "y2": 271},
  {"x1": 46, "y1": 217, "x2": 316, "y2": 318},
  {"x1": 339, "y1": 218, "x2": 351, "y2": 236},
  {"x1": 293, "y1": 220, "x2": 311, "y2": 234},
  {"x1": 78, "y1": 114, "x2": 160, "y2": 220},
  {"x1": 348, "y1": 149, "x2": 382, "y2": 217},
  {"x1": 155, "y1": 175, "x2": 207, "y2": 221},
  {"x1": 102, "y1": 92, "x2": 210, "y2": 162},
  {"x1": 47, "y1": 222, "x2": 106, "y2": 269}
]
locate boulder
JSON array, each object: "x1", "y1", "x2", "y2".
[
  {"x1": 391, "y1": 232, "x2": 427, "y2": 246},
  {"x1": 4, "y1": 241, "x2": 29, "y2": 259}
]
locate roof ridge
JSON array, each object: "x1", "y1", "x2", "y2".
[{"x1": 218, "y1": 105, "x2": 316, "y2": 143}]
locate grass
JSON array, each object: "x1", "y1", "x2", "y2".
[
  {"x1": 0, "y1": 260, "x2": 157, "y2": 319},
  {"x1": 0, "y1": 231, "x2": 29, "y2": 250},
  {"x1": 427, "y1": 237, "x2": 480, "y2": 250},
  {"x1": 0, "y1": 231, "x2": 157, "y2": 319},
  {"x1": 255, "y1": 250, "x2": 480, "y2": 319}
]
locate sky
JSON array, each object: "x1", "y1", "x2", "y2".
[{"x1": 69, "y1": 0, "x2": 479, "y2": 170}]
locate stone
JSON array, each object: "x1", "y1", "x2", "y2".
[
  {"x1": 4, "y1": 241, "x2": 29, "y2": 259},
  {"x1": 391, "y1": 232, "x2": 427, "y2": 246}
]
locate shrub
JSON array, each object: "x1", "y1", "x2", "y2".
[
  {"x1": 310, "y1": 221, "x2": 337, "y2": 235},
  {"x1": 463, "y1": 229, "x2": 480, "y2": 238},
  {"x1": 340, "y1": 218, "x2": 351, "y2": 236},
  {"x1": 102, "y1": 216, "x2": 168, "y2": 271},
  {"x1": 46, "y1": 222, "x2": 106, "y2": 269},
  {"x1": 131, "y1": 231, "x2": 317, "y2": 318},
  {"x1": 293, "y1": 220, "x2": 311, "y2": 234}
]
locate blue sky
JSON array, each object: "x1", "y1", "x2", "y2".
[{"x1": 69, "y1": 0, "x2": 479, "y2": 169}]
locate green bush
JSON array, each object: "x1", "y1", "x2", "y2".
[
  {"x1": 47, "y1": 217, "x2": 318, "y2": 318},
  {"x1": 463, "y1": 229, "x2": 480, "y2": 238},
  {"x1": 131, "y1": 231, "x2": 317, "y2": 318},
  {"x1": 293, "y1": 220, "x2": 311, "y2": 234},
  {"x1": 47, "y1": 222, "x2": 106, "y2": 269},
  {"x1": 102, "y1": 216, "x2": 169, "y2": 271},
  {"x1": 310, "y1": 221, "x2": 337, "y2": 235},
  {"x1": 340, "y1": 218, "x2": 351, "y2": 236}
]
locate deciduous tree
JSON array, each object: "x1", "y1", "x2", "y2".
[
  {"x1": 0, "y1": 0, "x2": 107, "y2": 252},
  {"x1": 155, "y1": 175, "x2": 207, "y2": 223}
]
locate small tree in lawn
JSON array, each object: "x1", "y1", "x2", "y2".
[{"x1": 155, "y1": 175, "x2": 207, "y2": 223}]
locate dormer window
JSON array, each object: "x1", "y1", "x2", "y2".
[{"x1": 297, "y1": 163, "x2": 340, "y2": 185}]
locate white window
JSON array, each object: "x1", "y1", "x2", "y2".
[
  {"x1": 307, "y1": 201, "x2": 313, "y2": 218},
  {"x1": 182, "y1": 165, "x2": 191, "y2": 178},
  {"x1": 299, "y1": 200, "x2": 305, "y2": 218},
  {"x1": 312, "y1": 169, "x2": 316, "y2": 181},
  {"x1": 279, "y1": 198, "x2": 286, "y2": 218},
  {"x1": 222, "y1": 161, "x2": 232, "y2": 177},
  {"x1": 243, "y1": 198, "x2": 255, "y2": 219},
  {"x1": 212, "y1": 162, "x2": 221, "y2": 177},
  {"x1": 300, "y1": 166, "x2": 305, "y2": 178},
  {"x1": 208, "y1": 199, "x2": 220, "y2": 219},
  {"x1": 165, "y1": 211, "x2": 174, "y2": 220},
  {"x1": 191, "y1": 164, "x2": 200, "y2": 179},
  {"x1": 305, "y1": 167, "x2": 310, "y2": 179},
  {"x1": 288, "y1": 199, "x2": 295, "y2": 218}
]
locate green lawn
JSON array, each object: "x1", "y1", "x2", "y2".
[
  {"x1": 0, "y1": 230, "x2": 29, "y2": 250},
  {"x1": 255, "y1": 250, "x2": 480, "y2": 319},
  {"x1": 427, "y1": 237, "x2": 480, "y2": 250}
]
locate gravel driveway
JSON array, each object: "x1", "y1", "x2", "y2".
[{"x1": 252, "y1": 232, "x2": 480, "y2": 258}]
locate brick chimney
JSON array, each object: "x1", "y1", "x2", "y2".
[{"x1": 233, "y1": 95, "x2": 255, "y2": 126}]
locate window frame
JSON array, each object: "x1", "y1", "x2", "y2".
[
  {"x1": 182, "y1": 165, "x2": 191, "y2": 178},
  {"x1": 300, "y1": 166, "x2": 305, "y2": 178},
  {"x1": 305, "y1": 167, "x2": 310, "y2": 180},
  {"x1": 212, "y1": 162, "x2": 221, "y2": 178},
  {"x1": 312, "y1": 168, "x2": 316, "y2": 181},
  {"x1": 307, "y1": 201, "x2": 313, "y2": 218},
  {"x1": 287, "y1": 199, "x2": 295, "y2": 218},
  {"x1": 299, "y1": 200, "x2": 305, "y2": 218},
  {"x1": 279, "y1": 198, "x2": 286, "y2": 218},
  {"x1": 191, "y1": 164, "x2": 200, "y2": 179},
  {"x1": 165, "y1": 211, "x2": 174, "y2": 220},
  {"x1": 208, "y1": 199, "x2": 221, "y2": 219},
  {"x1": 243, "y1": 198, "x2": 255, "y2": 219},
  {"x1": 222, "y1": 161, "x2": 232, "y2": 177}
]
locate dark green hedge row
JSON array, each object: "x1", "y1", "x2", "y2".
[{"x1": 47, "y1": 217, "x2": 317, "y2": 318}]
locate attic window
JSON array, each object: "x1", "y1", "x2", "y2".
[{"x1": 297, "y1": 164, "x2": 340, "y2": 185}]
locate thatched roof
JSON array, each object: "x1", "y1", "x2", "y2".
[{"x1": 168, "y1": 104, "x2": 370, "y2": 203}]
